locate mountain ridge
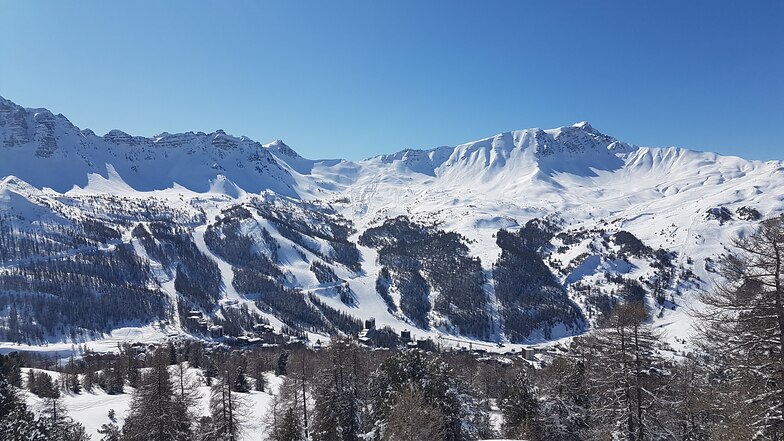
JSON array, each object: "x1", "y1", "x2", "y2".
[
  {"x1": 3, "y1": 95, "x2": 781, "y2": 200},
  {"x1": 1, "y1": 95, "x2": 783, "y2": 352}
]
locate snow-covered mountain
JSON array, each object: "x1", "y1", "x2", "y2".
[
  {"x1": 1, "y1": 95, "x2": 783, "y2": 352},
  {"x1": 0, "y1": 96, "x2": 296, "y2": 196}
]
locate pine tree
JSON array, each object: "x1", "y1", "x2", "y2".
[
  {"x1": 311, "y1": 341, "x2": 361, "y2": 441},
  {"x1": 26, "y1": 369, "x2": 35, "y2": 394},
  {"x1": 276, "y1": 352, "x2": 289, "y2": 376},
  {"x1": 255, "y1": 371, "x2": 267, "y2": 392},
  {"x1": 7, "y1": 360, "x2": 22, "y2": 388},
  {"x1": 82, "y1": 368, "x2": 95, "y2": 392},
  {"x1": 267, "y1": 378, "x2": 307, "y2": 441},
  {"x1": 104, "y1": 366, "x2": 124, "y2": 395},
  {"x1": 0, "y1": 372, "x2": 49, "y2": 441},
  {"x1": 369, "y1": 350, "x2": 488, "y2": 441},
  {"x1": 383, "y1": 385, "x2": 446, "y2": 441},
  {"x1": 169, "y1": 342, "x2": 179, "y2": 366},
  {"x1": 233, "y1": 369, "x2": 250, "y2": 394},
  {"x1": 500, "y1": 370, "x2": 540, "y2": 439},
  {"x1": 66, "y1": 356, "x2": 81, "y2": 394},
  {"x1": 30, "y1": 371, "x2": 59, "y2": 399},
  {"x1": 39, "y1": 395, "x2": 90, "y2": 441},
  {"x1": 273, "y1": 407, "x2": 304, "y2": 441},
  {"x1": 97, "y1": 409, "x2": 121, "y2": 441},
  {"x1": 533, "y1": 357, "x2": 587, "y2": 441}
]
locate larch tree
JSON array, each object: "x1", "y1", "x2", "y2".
[
  {"x1": 382, "y1": 385, "x2": 446, "y2": 441},
  {"x1": 695, "y1": 215, "x2": 784, "y2": 439},
  {"x1": 311, "y1": 340, "x2": 362, "y2": 441},
  {"x1": 578, "y1": 301, "x2": 666, "y2": 441},
  {"x1": 206, "y1": 369, "x2": 248, "y2": 441},
  {"x1": 122, "y1": 350, "x2": 196, "y2": 441}
]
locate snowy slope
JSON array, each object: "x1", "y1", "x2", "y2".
[
  {"x1": 23, "y1": 366, "x2": 283, "y2": 440},
  {"x1": 0, "y1": 96, "x2": 296, "y2": 196},
  {"x1": 1, "y1": 95, "x2": 783, "y2": 351}
]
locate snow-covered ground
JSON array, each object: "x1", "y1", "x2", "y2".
[
  {"x1": 23, "y1": 366, "x2": 283, "y2": 440},
  {"x1": 0, "y1": 326, "x2": 170, "y2": 358},
  {"x1": 2, "y1": 95, "x2": 783, "y2": 354}
]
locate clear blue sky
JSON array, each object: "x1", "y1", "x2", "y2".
[{"x1": 1, "y1": 1, "x2": 782, "y2": 160}]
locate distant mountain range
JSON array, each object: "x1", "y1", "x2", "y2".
[{"x1": 1, "y1": 95, "x2": 782, "y2": 350}]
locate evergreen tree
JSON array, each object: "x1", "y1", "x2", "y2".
[
  {"x1": 500, "y1": 370, "x2": 540, "y2": 439},
  {"x1": 26, "y1": 369, "x2": 34, "y2": 393},
  {"x1": 533, "y1": 357, "x2": 587, "y2": 441},
  {"x1": 66, "y1": 356, "x2": 81, "y2": 394},
  {"x1": 169, "y1": 343, "x2": 179, "y2": 366},
  {"x1": 255, "y1": 371, "x2": 267, "y2": 393},
  {"x1": 311, "y1": 354, "x2": 360, "y2": 440},
  {"x1": 232, "y1": 369, "x2": 250, "y2": 394},
  {"x1": 104, "y1": 366, "x2": 124, "y2": 395},
  {"x1": 97, "y1": 409, "x2": 121, "y2": 441},
  {"x1": 383, "y1": 385, "x2": 446, "y2": 441},
  {"x1": 122, "y1": 351, "x2": 195, "y2": 441},
  {"x1": 0, "y1": 372, "x2": 49, "y2": 441},
  {"x1": 273, "y1": 407, "x2": 304, "y2": 441},
  {"x1": 276, "y1": 352, "x2": 289, "y2": 376},
  {"x1": 30, "y1": 371, "x2": 59, "y2": 399},
  {"x1": 369, "y1": 350, "x2": 488, "y2": 441},
  {"x1": 7, "y1": 359, "x2": 22, "y2": 388}
]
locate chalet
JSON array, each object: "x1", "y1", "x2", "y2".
[
  {"x1": 253, "y1": 324, "x2": 275, "y2": 334},
  {"x1": 209, "y1": 325, "x2": 224, "y2": 338},
  {"x1": 415, "y1": 338, "x2": 438, "y2": 352},
  {"x1": 252, "y1": 324, "x2": 282, "y2": 344}
]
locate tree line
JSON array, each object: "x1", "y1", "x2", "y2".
[{"x1": 0, "y1": 215, "x2": 782, "y2": 440}]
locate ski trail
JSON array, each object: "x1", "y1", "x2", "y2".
[
  {"x1": 130, "y1": 237, "x2": 181, "y2": 332},
  {"x1": 191, "y1": 224, "x2": 288, "y2": 332}
]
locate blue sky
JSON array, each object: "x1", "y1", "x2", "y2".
[{"x1": 1, "y1": 1, "x2": 782, "y2": 160}]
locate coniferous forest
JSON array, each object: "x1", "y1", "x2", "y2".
[
  {"x1": 1, "y1": 2, "x2": 783, "y2": 437},
  {"x1": 0, "y1": 216, "x2": 782, "y2": 439}
]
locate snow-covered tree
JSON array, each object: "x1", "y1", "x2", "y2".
[
  {"x1": 272, "y1": 407, "x2": 304, "y2": 441},
  {"x1": 0, "y1": 369, "x2": 48, "y2": 441},
  {"x1": 38, "y1": 395, "x2": 90, "y2": 441},
  {"x1": 369, "y1": 350, "x2": 489, "y2": 441},
  {"x1": 97, "y1": 409, "x2": 121, "y2": 441},
  {"x1": 500, "y1": 370, "x2": 540, "y2": 439},
  {"x1": 533, "y1": 357, "x2": 587, "y2": 440},
  {"x1": 311, "y1": 341, "x2": 362, "y2": 441}
]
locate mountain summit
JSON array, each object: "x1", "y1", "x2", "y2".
[{"x1": 1, "y1": 95, "x2": 783, "y2": 350}]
